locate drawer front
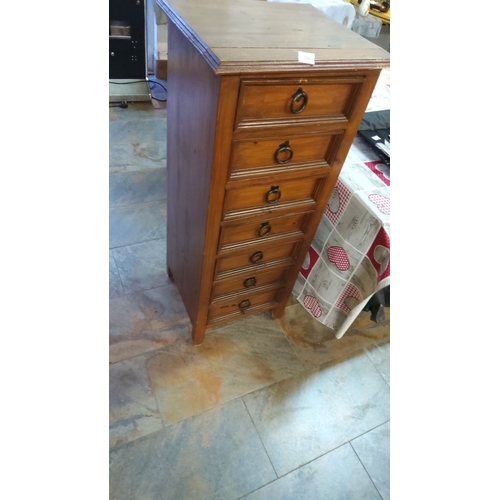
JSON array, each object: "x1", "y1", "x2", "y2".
[
  {"x1": 235, "y1": 78, "x2": 363, "y2": 128},
  {"x1": 216, "y1": 241, "x2": 298, "y2": 276},
  {"x1": 220, "y1": 212, "x2": 309, "y2": 250},
  {"x1": 230, "y1": 133, "x2": 337, "y2": 175},
  {"x1": 212, "y1": 266, "x2": 290, "y2": 299},
  {"x1": 223, "y1": 177, "x2": 321, "y2": 217},
  {"x1": 208, "y1": 289, "x2": 281, "y2": 322}
]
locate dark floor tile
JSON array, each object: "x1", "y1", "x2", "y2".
[
  {"x1": 242, "y1": 443, "x2": 382, "y2": 500},
  {"x1": 109, "y1": 141, "x2": 167, "y2": 172},
  {"x1": 109, "y1": 398, "x2": 276, "y2": 500},
  {"x1": 109, "y1": 142, "x2": 136, "y2": 170},
  {"x1": 351, "y1": 422, "x2": 390, "y2": 500},
  {"x1": 111, "y1": 239, "x2": 167, "y2": 294},
  {"x1": 133, "y1": 141, "x2": 166, "y2": 167},
  {"x1": 109, "y1": 250, "x2": 125, "y2": 299},
  {"x1": 109, "y1": 168, "x2": 166, "y2": 208},
  {"x1": 109, "y1": 283, "x2": 191, "y2": 363},
  {"x1": 109, "y1": 116, "x2": 166, "y2": 145},
  {"x1": 109, "y1": 201, "x2": 166, "y2": 248},
  {"x1": 243, "y1": 350, "x2": 390, "y2": 476},
  {"x1": 109, "y1": 356, "x2": 163, "y2": 450}
]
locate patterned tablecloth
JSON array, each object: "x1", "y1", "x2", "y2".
[{"x1": 292, "y1": 68, "x2": 390, "y2": 339}]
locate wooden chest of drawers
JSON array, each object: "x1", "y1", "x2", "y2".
[{"x1": 158, "y1": 0, "x2": 390, "y2": 344}]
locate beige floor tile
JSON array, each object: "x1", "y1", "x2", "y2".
[
  {"x1": 146, "y1": 313, "x2": 304, "y2": 425},
  {"x1": 277, "y1": 303, "x2": 390, "y2": 370}
]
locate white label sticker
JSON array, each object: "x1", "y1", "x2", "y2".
[
  {"x1": 371, "y1": 135, "x2": 381, "y2": 141},
  {"x1": 298, "y1": 51, "x2": 315, "y2": 65}
]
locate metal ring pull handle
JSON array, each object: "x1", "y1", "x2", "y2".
[
  {"x1": 265, "y1": 186, "x2": 281, "y2": 204},
  {"x1": 238, "y1": 299, "x2": 251, "y2": 313},
  {"x1": 274, "y1": 140, "x2": 293, "y2": 164},
  {"x1": 250, "y1": 251, "x2": 264, "y2": 264},
  {"x1": 258, "y1": 221, "x2": 272, "y2": 237},
  {"x1": 290, "y1": 87, "x2": 308, "y2": 114},
  {"x1": 243, "y1": 277, "x2": 257, "y2": 288}
]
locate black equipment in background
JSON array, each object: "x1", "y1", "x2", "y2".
[
  {"x1": 109, "y1": 0, "x2": 147, "y2": 80},
  {"x1": 358, "y1": 109, "x2": 390, "y2": 167}
]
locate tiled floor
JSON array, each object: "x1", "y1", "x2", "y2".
[{"x1": 109, "y1": 88, "x2": 390, "y2": 499}]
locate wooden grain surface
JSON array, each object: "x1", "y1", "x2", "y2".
[
  {"x1": 220, "y1": 212, "x2": 308, "y2": 249},
  {"x1": 211, "y1": 266, "x2": 290, "y2": 299},
  {"x1": 230, "y1": 134, "x2": 334, "y2": 172},
  {"x1": 208, "y1": 288, "x2": 281, "y2": 321},
  {"x1": 160, "y1": 0, "x2": 389, "y2": 343},
  {"x1": 166, "y1": 22, "x2": 221, "y2": 330},
  {"x1": 236, "y1": 78, "x2": 358, "y2": 123},
  {"x1": 216, "y1": 240, "x2": 299, "y2": 275},
  {"x1": 157, "y1": 0, "x2": 390, "y2": 73}
]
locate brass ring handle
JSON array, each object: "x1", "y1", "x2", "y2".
[
  {"x1": 243, "y1": 277, "x2": 257, "y2": 288},
  {"x1": 258, "y1": 221, "x2": 272, "y2": 237},
  {"x1": 250, "y1": 251, "x2": 264, "y2": 264},
  {"x1": 265, "y1": 186, "x2": 281, "y2": 204},
  {"x1": 274, "y1": 140, "x2": 293, "y2": 164},
  {"x1": 239, "y1": 299, "x2": 251, "y2": 313},
  {"x1": 290, "y1": 87, "x2": 308, "y2": 114}
]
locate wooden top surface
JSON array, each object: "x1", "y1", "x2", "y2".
[{"x1": 157, "y1": 0, "x2": 390, "y2": 74}]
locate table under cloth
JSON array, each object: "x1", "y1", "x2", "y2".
[{"x1": 292, "y1": 68, "x2": 390, "y2": 339}]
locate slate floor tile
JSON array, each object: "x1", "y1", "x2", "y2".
[
  {"x1": 109, "y1": 284, "x2": 191, "y2": 363},
  {"x1": 109, "y1": 398, "x2": 276, "y2": 500},
  {"x1": 109, "y1": 141, "x2": 167, "y2": 172},
  {"x1": 109, "y1": 250, "x2": 125, "y2": 299},
  {"x1": 109, "y1": 201, "x2": 166, "y2": 249},
  {"x1": 109, "y1": 356, "x2": 163, "y2": 450},
  {"x1": 111, "y1": 238, "x2": 167, "y2": 294},
  {"x1": 365, "y1": 339, "x2": 390, "y2": 385},
  {"x1": 109, "y1": 117, "x2": 166, "y2": 145},
  {"x1": 243, "y1": 349, "x2": 390, "y2": 476},
  {"x1": 278, "y1": 303, "x2": 390, "y2": 370},
  {"x1": 146, "y1": 313, "x2": 304, "y2": 426},
  {"x1": 242, "y1": 442, "x2": 382, "y2": 500},
  {"x1": 351, "y1": 421, "x2": 390, "y2": 500},
  {"x1": 109, "y1": 168, "x2": 166, "y2": 208}
]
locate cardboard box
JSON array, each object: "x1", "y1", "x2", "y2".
[{"x1": 155, "y1": 58, "x2": 168, "y2": 80}]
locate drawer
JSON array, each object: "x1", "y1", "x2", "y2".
[
  {"x1": 223, "y1": 176, "x2": 322, "y2": 219},
  {"x1": 229, "y1": 133, "x2": 341, "y2": 176},
  {"x1": 212, "y1": 266, "x2": 290, "y2": 299},
  {"x1": 220, "y1": 212, "x2": 310, "y2": 251},
  {"x1": 208, "y1": 288, "x2": 281, "y2": 322},
  {"x1": 215, "y1": 241, "x2": 299, "y2": 277},
  {"x1": 235, "y1": 77, "x2": 364, "y2": 129}
]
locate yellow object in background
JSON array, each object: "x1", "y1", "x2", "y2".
[{"x1": 349, "y1": 0, "x2": 390, "y2": 23}]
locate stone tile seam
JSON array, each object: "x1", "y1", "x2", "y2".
[
  {"x1": 144, "y1": 353, "x2": 168, "y2": 432},
  {"x1": 109, "y1": 236, "x2": 166, "y2": 253},
  {"x1": 274, "y1": 312, "x2": 309, "y2": 372},
  {"x1": 232, "y1": 420, "x2": 390, "y2": 500},
  {"x1": 109, "y1": 333, "x2": 388, "y2": 450},
  {"x1": 348, "y1": 441, "x2": 385, "y2": 500},
  {"x1": 109, "y1": 358, "x2": 317, "y2": 453},
  {"x1": 242, "y1": 398, "x2": 279, "y2": 480},
  {"x1": 109, "y1": 198, "x2": 167, "y2": 210},
  {"x1": 363, "y1": 339, "x2": 390, "y2": 388},
  {"x1": 109, "y1": 326, "x2": 192, "y2": 366},
  {"x1": 109, "y1": 272, "x2": 171, "y2": 300},
  {"x1": 109, "y1": 395, "x2": 253, "y2": 454},
  {"x1": 109, "y1": 197, "x2": 167, "y2": 210},
  {"x1": 110, "y1": 251, "x2": 126, "y2": 298}
]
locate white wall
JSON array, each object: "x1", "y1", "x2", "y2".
[{"x1": 146, "y1": 0, "x2": 156, "y2": 73}]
